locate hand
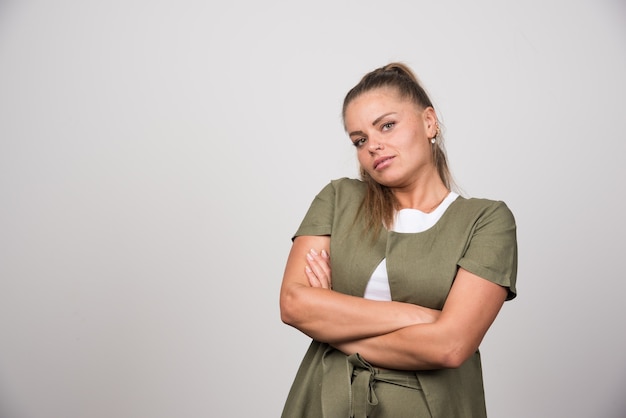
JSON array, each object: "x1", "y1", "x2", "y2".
[{"x1": 305, "y1": 249, "x2": 332, "y2": 289}]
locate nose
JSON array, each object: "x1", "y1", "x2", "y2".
[{"x1": 368, "y1": 141, "x2": 383, "y2": 152}]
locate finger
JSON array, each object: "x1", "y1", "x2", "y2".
[
  {"x1": 306, "y1": 252, "x2": 331, "y2": 290},
  {"x1": 311, "y1": 249, "x2": 332, "y2": 289},
  {"x1": 306, "y1": 251, "x2": 327, "y2": 279},
  {"x1": 319, "y1": 250, "x2": 332, "y2": 289},
  {"x1": 305, "y1": 264, "x2": 331, "y2": 289},
  {"x1": 305, "y1": 265, "x2": 323, "y2": 288},
  {"x1": 309, "y1": 249, "x2": 332, "y2": 278},
  {"x1": 306, "y1": 257, "x2": 329, "y2": 289}
]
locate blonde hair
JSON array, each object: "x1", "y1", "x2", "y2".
[{"x1": 343, "y1": 62, "x2": 453, "y2": 238}]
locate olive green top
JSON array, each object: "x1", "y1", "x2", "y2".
[{"x1": 282, "y1": 178, "x2": 518, "y2": 418}]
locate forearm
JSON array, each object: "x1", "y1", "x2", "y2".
[
  {"x1": 333, "y1": 270, "x2": 508, "y2": 370},
  {"x1": 332, "y1": 323, "x2": 459, "y2": 370},
  {"x1": 280, "y1": 282, "x2": 439, "y2": 343},
  {"x1": 280, "y1": 235, "x2": 439, "y2": 343}
]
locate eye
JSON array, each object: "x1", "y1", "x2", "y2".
[
  {"x1": 381, "y1": 121, "x2": 395, "y2": 131},
  {"x1": 352, "y1": 137, "x2": 367, "y2": 148}
]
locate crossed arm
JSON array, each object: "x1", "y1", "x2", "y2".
[{"x1": 279, "y1": 235, "x2": 508, "y2": 370}]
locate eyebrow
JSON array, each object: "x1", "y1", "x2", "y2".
[{"x1": 348, "y1": 112, "x2": 397, "y2": 137}]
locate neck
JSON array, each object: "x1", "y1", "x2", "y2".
[{"x1": 393, "y1": 181, "x2": 450, "y2": 213}]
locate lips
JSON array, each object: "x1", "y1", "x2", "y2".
[{"x1": 373, "y1": 156, "x2": 394, "y2": 170}]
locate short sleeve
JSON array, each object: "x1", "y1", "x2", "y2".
[
  {"x1": 292, "y1": 181, "x2": 337, "y2": 239},
  {"x1": 457, "y1": 201, "x2": 518, "y2": 300}
]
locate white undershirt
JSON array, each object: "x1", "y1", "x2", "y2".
[{"x1": 363, "y1": 192, "x2": 459, "y2": 301}]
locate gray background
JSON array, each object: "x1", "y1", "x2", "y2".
[{"x1": 1, "y1": 0, "x2": 625, "y2": 417}]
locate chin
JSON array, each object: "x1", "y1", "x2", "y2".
[{"x1": 374, "y1": 177, "x2": 402, "y2": 188}]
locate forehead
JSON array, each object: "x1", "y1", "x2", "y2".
[
  {"x1": 350, "y1": 87, "x2": 404, "y2": 105},
  {"x1": 344, "y1": 88, "x2": 417, "y2": 124}
]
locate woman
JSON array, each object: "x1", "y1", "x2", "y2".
[{"x1": 280, "y1": 63, "x2": 517, "y2": 417}]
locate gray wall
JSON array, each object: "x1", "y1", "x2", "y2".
[{"x1": 1, "y1": 0, "x2": 625, "y2": 417}]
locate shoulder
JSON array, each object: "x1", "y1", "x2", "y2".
[
  {"x1": 453, "y1": 197, "x2": 518, "y2": 299},
  {"x1": 300, "y1": 177, "x2": 365, "y2": 215},
  {"x1": 309, "y1": 178, "x2": 365, "y2": 218},
  {"x1": 315, "y1": 177, "x2": 366, "y2": 201},
  {"x1": 293, "y1": 178, "x2": 364, "y2": 238},
  {"x1": 443, "y1": 196, "x2": 517, "y2": 238},
  {"x1": 327, "y1": 177, "x2": 365, "y2": 192},
  {"x1": 452, "y1": 196, "x2": 516, "y2": 224}
]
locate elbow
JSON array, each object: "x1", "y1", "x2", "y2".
[
  {"x1": 279, "y1": 285, "x2": 304, "y2": 327},
  {"x1": 437, "y1": 342, "x2": 476, "y2": 369},
  {"x1": 439, "y1": 351, "x2": 467, "y2": 369},
  {"x1": 280, "y1": 304, "x2": 296, "y2": 327},
  {"x1": 279, "y1": 296, "x2": 295, "y2": 326}
]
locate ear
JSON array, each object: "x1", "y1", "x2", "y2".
[{"x1": 422, "y1": 107, "x2": 438, "y2": 138}]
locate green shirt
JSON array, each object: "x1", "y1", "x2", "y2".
[{"x1": 282, "y1": 178, "x2": 518, "y2": 418}]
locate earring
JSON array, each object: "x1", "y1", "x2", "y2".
[{"x1": 431, "y1": 125, "x2": 441, "y2": 144}]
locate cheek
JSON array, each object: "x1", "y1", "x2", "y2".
[
  {"x1": 356, "y1": 149, "x2": 369, "y2": 165},
  {"x1": 355, "y1": 151, "x2": 373, "y2": 174}
]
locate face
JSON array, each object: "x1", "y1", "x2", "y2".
[{"x1": 344, "y1": 87, "x2": 438, "y2": 189}]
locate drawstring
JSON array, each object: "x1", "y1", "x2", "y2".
[
  {"x1": 348, "y1": 354, "x2": 379, "y2": 418},
  {"x1": 321, "y1": 347, "x2": 421, "y2": 418}
]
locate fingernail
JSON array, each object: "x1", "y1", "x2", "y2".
[
  {"x1": 321, "y1": 250, "x2": 328, "y2": 258},
  {"x1": 305, "y1": 266, "x2": 312, "y2": 273},
  {"x1": 310, "y1": 248, "x2": 318, "y2": 255},
  {"x1": 306, "y1": 253, "x2": 313, "y2": 261}
]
